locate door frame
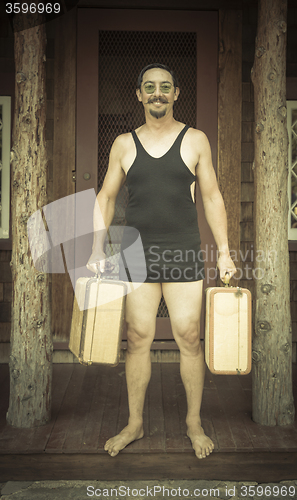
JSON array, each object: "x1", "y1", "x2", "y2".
[{"x1": 76, "y1": 8, "x2": 218, "y2": 341}]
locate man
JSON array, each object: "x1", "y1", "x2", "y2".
[{"x1": 87, "y1": 63, "x2": 236, "y2": 459}]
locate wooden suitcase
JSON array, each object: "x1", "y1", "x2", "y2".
[
  {"x1": 205, "y1": 284, "x2": 252, "y2": 375},
  {"x1": 69, "y1": 276, "x2": 127, "y2": 366}
]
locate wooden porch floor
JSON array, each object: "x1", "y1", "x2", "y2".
[{"x1": 0, "y1": 362, "x2": 297, "y2": 482}]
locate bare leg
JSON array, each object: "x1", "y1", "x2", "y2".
[
  {"x1": 104, "y1": 282, "x2": 162, "y2": 457},
  {"x1": 162, "y1": 280, "x2": 214, "y2": 459}
]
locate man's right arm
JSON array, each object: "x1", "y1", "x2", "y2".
[{"x1": 87, "y1": 136, "x2": 126, "y2": 274}]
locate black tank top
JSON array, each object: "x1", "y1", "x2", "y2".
[{"x1": 125, "y1": 125, "x2": 199, "y2": 235}]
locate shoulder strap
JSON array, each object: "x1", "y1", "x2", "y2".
[
  {"x1": 177, "y1": 124, "x2": 190, "y2": 143},
  {"x1": 131, "y1": 130, "x2": 141, "y2": 147}
]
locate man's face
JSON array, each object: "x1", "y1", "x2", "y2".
[{"x1": 136, "y1": 68, "x2": 179, "y2": 119}]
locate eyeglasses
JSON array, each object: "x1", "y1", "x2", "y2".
[{"x1": 143, "y1": 82, "x2": 173, "y2": 94}]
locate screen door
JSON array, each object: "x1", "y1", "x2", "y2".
[{"x1": 98, "y1": 30, "x2": 197, "y2": 319}]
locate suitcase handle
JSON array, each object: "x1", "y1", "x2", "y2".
[
  {"x1": 224, "y1": 272, "x2": 231, "y2": 287},
  {"x1": 95, "y1": 264, "x2": 101, "y2": 279},
  {"x1": 95, "y1": 261, "x2": 115, "y2": 278}
]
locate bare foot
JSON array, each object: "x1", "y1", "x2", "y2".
[
  {"x1": 187, "y1": 423, "x2": 214, "y2": 459},
  {"x1": 104, "y1": 422, "x2": 144, "y2": 457}
]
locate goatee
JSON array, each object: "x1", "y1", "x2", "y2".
[{"x1": 149, "y1": 108, "x2": 167, "y2": 119}]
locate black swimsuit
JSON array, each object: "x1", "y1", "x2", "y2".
[{"x1": 119, "y1": 125, "x2": 205, "y2": 283}]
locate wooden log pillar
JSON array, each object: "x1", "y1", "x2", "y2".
[
  {"x1": 217, "y1": 10, "x2": 242, "y2": 284},
  {"x1": 7, "y1": 14, "x2": 52, "y2": 427},
  {"x1": 251, "y1": 0, "x2": 295, "y2": 425}
]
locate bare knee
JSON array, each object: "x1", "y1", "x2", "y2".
[
  {"x1": 126, "y1": 322, "x2": 155, "y2": 353},
  {"x1": 173, "y1": 321, "x2": 201, "y2": 353}
]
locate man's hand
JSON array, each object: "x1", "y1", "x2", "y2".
[
  {"x1": 86, "y1": 249, "x2": 107, "y2": 275},
  {"x1": 217, "y1": 253, "x2": 237, "y2": 284}
]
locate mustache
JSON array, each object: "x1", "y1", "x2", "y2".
[{"x1": 146, "y1": 96, "x2": 169, "y2": 104}]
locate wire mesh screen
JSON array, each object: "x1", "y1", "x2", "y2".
[{"x1": 98, "y1": 30, "x2": 197, "y2": 317}]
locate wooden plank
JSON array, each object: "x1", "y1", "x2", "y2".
[
  {"x1": 207, "y1": 379, "x2": 238, "y2": 450},
  {"x1": 126, "y1": 387, "x2": 150, "y2": 453},
  {"x1": 185, "y1": 365, "x2": 219, "y2": 453},
  {"x1": 217, "y1": 9, "x2": 242, "y2": 284},
  {"x1": 97, "y1": 364, "x2": 151, "y2": 454},
  {"x1": 234, "y1": 386, "x2": 269, "y2": 451},
  {"x1": 51, "y1": 7, "x2": 76, "y2": 342},
  {"x1": 202, "y1": 387, "x2": 236, "y2": 451},
  {"x1": 62, "y1": 364, "x2": 99, "y2": 452},
  {"x1": 211, "y1": 373, "x2": 229, "y2": 389},
  {"x1": 81, "y1": 365, "x2": 110, "y2": 452},
  {"x1": 1, "y1": 363, "x2": 296, "y2": 459},
  {"x1": 203, "y1": 366, "x2": 217, "y2": 389},
  {"x1": 215, "y1": 387, "x2": 253, "y2": 451},
  {"x1": 115, "y1": 367, "x2": 128, "y2": 439},
  {"x1": 200, "y1": 387, "x2": 219, "y2": 451},
  {"x1": 97, "y1": 366, "x2": 122, "y2": 450},
  {"x1": 46, "y1": 364, "x2": 87, "y2": 452},
  {"x1": 0, "y1": 426, "x2": 35, "y2": 454},
  {"x1": 0, "y1": 364, "x2": 69, "y2": 453},
  {"x1": 161, "y1": 364, "x2": 185, "y2": 451},
  {"x1": 77, "y1": 0, "x2": 244, "y2": 7},
  {"x1": 237, "y1": 372, "x2": 253, "y2": 390},
  {"x1": 114, "y1": 365, "x2": 137, "y2": 451},
  {"x1": 175, "y1": 368, "x2": 192, "y2": 450},
  {"x1": 27, "y1": 364, "x2": 74, "y2": 453},
  {"x1": 80, "y1": 366, "x2": 108, "y2": 451},
  {"x1": 0, "y1": 364, "x2": 71, "y2": 454},
  {"x1": 1, "y1": 452, "x2": 297, "y2": 482},
  {"x1": 260, "y1": 424, "x2": 297, "y2": 452},
  {"x1": 224, "y1": 374, "x2": 243, "y2": 389},
  {"x1": 148, "y1": 363, "x2": 165, "y2": 452}
]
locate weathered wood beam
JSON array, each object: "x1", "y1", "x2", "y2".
[
  {"x1": 7, "y1": 15, "x2": 52, "y2": 427},
  {"x1": 218, "y1": 9, "x2": 242, "y2": 284},
  {"x1": 0, "y1": 452, "x2": 297, "y2": 482},
  {"x1": 52, "y1": 8, "x2": 76, "y2": 342},
  {"x1": 77, "y1": 0, "x2": 243, "y2": 8},
  {"x1": 251, "y1": 0, "x2": 294, "y2": 426}
]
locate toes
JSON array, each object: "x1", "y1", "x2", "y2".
[
  {"x1": 195, "y1": 444, "x2": 214, "y2": 459},
  {"x1": 104, "y1": 440, "x2": 112, "y2": 451},
  {"x1": 108, "y1": 449, "x2": 119, "y2": 457},
  {"x1": 104, "y1": 439, "x2": 117, "y2": 455},
  {"x1": 195, "y1": 446, "x2": 203, "y2": 459},
  {"x1": 105, "y1": 443, "x2": 117, "y2": 457},
  {"x1": 204, "y1": 444, "x2": 213, "y2": 457}
]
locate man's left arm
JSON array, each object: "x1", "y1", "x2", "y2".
[{"x1": 195, "y1": 131, "x2": 237, "y2": 282}]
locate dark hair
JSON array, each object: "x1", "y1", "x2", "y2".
[{"x1": 137, "y1": 63, "x2": 179, "y2": 90}]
